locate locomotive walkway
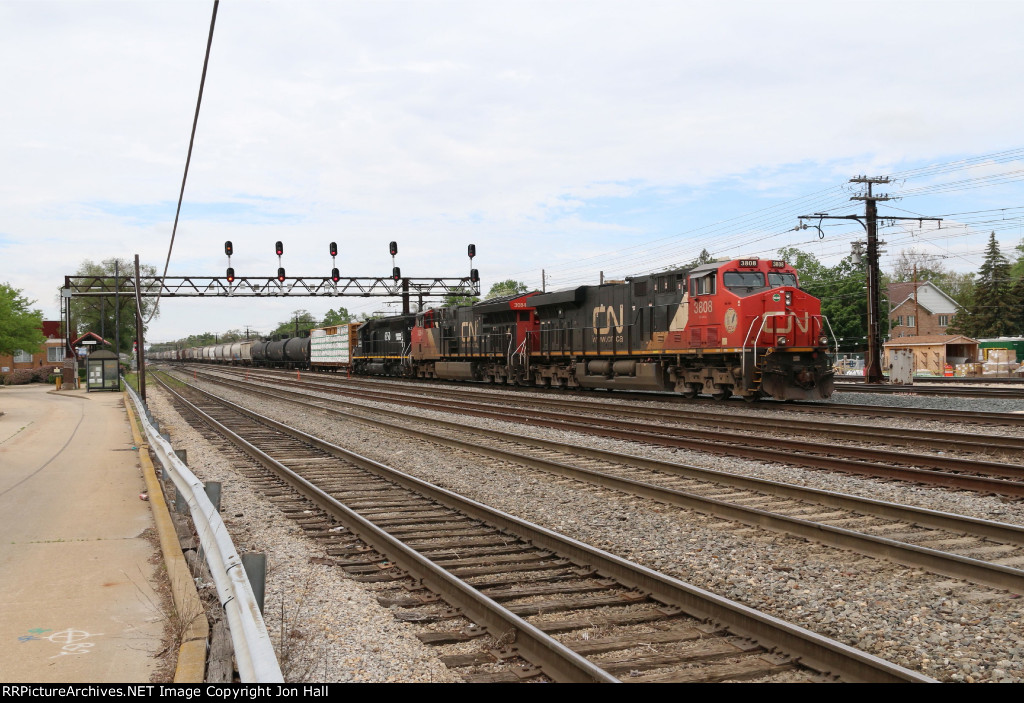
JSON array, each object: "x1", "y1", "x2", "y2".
[{"x1": 0, "y1": 384, "x2": 173, "y2": 683}]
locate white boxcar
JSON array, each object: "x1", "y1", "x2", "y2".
[{"x1": 309, "y1": 325, "x2": 352, "y2": 371}]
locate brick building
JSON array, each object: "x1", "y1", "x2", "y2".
[
  {"x1": 0, "y1": 321, "x2": 66, "y2": 374},
  {"x1": 887, "y1": 281, "x2": 961, "y2": 338}
]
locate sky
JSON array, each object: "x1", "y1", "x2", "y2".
[{"x1": 2, "y1": 0, "x2": 1024, "y2": 344}]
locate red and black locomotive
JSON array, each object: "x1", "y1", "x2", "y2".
[{"x1": 354, "y1": 257, "x2": 835, "y2": 401}]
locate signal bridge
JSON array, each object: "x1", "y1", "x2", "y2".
[{"x1": 62, "y1": 275, "x2": 480, "y2": 300}]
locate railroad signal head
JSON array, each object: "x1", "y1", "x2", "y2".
[
  {"x1": 225, "y1": 240, "x2": 233, "y2": 256},
  {"x1": 389, "y1": 241, "x2": 398, "y2": 256},
  {"x1": 331, "y1": 267, "x2": 340, "y2": 283},
  {"x1": 226, "y1": 267, "x2": 235, "y2": 283},
  {"x1": 277, "y1": 267, "x2": 286, "y2": 282},
  {"x1": 330, "y1": 241, "x2": 338, "y2": 257},
  {"x1": 468, "y1": 243, "x2": 476, "y2": 259},
  {"x1": 275, "y1": 241, "x2": 284, "y2": 256},
  {"x1": 392, "y1": 266, "x2": 401, "y2": 281},
  {"x1": 470, "y1": 268, "x2": 479, "y2": 283}
]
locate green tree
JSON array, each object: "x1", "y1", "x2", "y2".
[
  {"x1": 0, "y1": 283, "x2": 45, "y2": 356},
  {"x1": 777, "y1": 247, "x2": 872, "y2": 351},
  {"x1": 321, "y1": 307, "x2": 352, "y2": 326},
  {"x1": 69, "y1": 258, "x2": 158, "y2": 354},
  {"x1": 443, "y1": 294, "x2": 480, "y2": 307},
  {"x1": 1011, "y1": 239, "x2": 1024, "y2": 280},
  {"x1": 950, "y1": 232, "x2": 1014, "y2": 338},
  {"x1": 681, "y1": 248, "x2": 715, "y2": 270},
  {"x1": 1009, "y1": 274, "x2": 1024, "y2": 334},
  {"x1": 891, "y1": 248, "x2": 974, "y2": 307},
  {"x1": 270, "y1": 309, "x2": 318, "y2": 338},
  {"x1": 484, "y1": 280, "x2": 529, "y2": 300}
]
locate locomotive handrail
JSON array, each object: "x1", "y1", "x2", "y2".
[
  {"x1": 509, "y1": 335, "x2": 527, "y2": 369},
  {"x1": 812, "y1": 314, "x2": 839, "y2": 358},
  {"x1": 741, "y1": 314, "x2": 772, "y2": 382}
]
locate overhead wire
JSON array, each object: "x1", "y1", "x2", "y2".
[
  {"x1": 536, "y1": 147, "x2": 1024, "y2": 288},
  {"x1": 142, "y1": 0, "x2": 220, "y2": 324}
]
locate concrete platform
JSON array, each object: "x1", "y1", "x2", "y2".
[{"x1": 0, "y1": 384, "x2": 167, "y2": 683}]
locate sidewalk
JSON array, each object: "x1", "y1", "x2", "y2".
[{"x1": 0, "y1": 384, "x2": 168, "y2": 683}]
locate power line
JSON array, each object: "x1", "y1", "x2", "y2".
[{"x1": 147, "y1": 0, "x2": 220, "y2": 325}]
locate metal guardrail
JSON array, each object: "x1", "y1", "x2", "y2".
[{"x1": 124, "y1": 379, "x2": 283, "y2": 683}]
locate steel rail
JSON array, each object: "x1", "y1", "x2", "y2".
[
  {"x1": 200, "y1": 363, "x2": 1024, "y2": 430},
  {"x1": 157, "y1": 375, "x2": 933, "y2": 683},
  {"x1": 177, "y1": 369, "x2": 1024, "y2": 593},
  {"x1": 184, "y1": 366, "x2": 1024, "y2": 494},
  {"x1": 251, "y1": 370, "x2": 1024, "y2": 455},
  {"x1": 153, "y1": 377, "x2": 618, "y2": 683},
  {"x1": 175, "y1": 361, "x2": 1024, "y2": 427},
  {"x1": 834, "y1": 382, "x2": 1024, "y2": 399}
]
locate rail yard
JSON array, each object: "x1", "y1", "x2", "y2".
[{"x1": 144, "y1": 361, "x2": 1024, "y2": 683}]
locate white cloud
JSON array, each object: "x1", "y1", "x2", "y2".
[{"x1": 2, "y1": 1, "x2": 1023, "y2": 340}]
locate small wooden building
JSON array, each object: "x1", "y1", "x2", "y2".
[{"x1": 882, "y1": 334, "x2": 979, "y2": 376}]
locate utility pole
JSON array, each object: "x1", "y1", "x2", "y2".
[
  {"x1": 912, "y1": 263, "x2": 920, "y2": 337},
  {"x1": 799, "y1": 175, "x2": 942, "y2": 384},
  {"x1": 134, "y1": 255, "x2": 146, "y2": 402},
  {"x1": 850, "y1": 176, "x2": 889, "y2": 383}
]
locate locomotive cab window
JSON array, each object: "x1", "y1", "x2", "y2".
[
  {"x1": 690, "y1": 273, "x2": 715, "y2": 296},
  {"x1": 768, "y1": 272, "x2": 799, "y2": 289},
  {"x1": 722, "y1": 271, "x2": 766, "y2": 292}
]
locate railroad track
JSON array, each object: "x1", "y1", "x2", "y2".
[
  {"x1": 152, "y1": 373, "x2": 930, "y2": 683},
  {"x1": 834, "y1": 381, "x2": 1024, "y2": 400},
  {"x1": 178, "y1": 365, "x2": 1024, "y2": 497},
  {"x1": 165, "y1": 367, "x2": 1024, "y2": 595},
  {"x1": 172, "y1": 361, "x2": 1024, "y2": 427}
]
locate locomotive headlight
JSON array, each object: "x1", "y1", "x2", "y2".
[
  {"x1": 777, "y1": 336, "x2": 788, "y2": 346},
  {"x1": 819, "y1": 335, "x2": 829, "y2": 346},
  {"x1": 785, "y1": 291, "x2": 792, "y2": 305}
]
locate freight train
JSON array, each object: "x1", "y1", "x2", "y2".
[{"x1": 152, "y1": 257, "x2": 836, "y2": 401}]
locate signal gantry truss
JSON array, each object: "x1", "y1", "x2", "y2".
[{"x1": 62, "y1": 275, "x2": 481, "y2": 299}]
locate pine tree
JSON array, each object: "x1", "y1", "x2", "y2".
[
  {"x1": 1007, "y1": 274, "x2": 1024, "y2": 335},
  {"x1": 957, "y1": 232, "x2": 1013, "y2": 338}
]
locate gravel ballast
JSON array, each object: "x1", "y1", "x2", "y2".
[{"x1": 150, "y1": 373, "x2": 1024, "y2": 683}]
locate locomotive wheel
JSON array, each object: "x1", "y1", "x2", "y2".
[
  {"x1": 681, "y1": 383, "x2": 699, "y2": 399},
  {"x1": 711, "y1": 385, "x2": 732, "y2": 401}
]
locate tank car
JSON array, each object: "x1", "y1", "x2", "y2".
[
  {"x1": 283, "y1": 337, "x2": 311, "y2": 367},
  {"x1": 251, "y1": 340, "x2": 270, "y2": 366}
]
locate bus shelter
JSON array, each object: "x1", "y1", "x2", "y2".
[{"x1": 86, "y1": 349, "x2": 121, "y2": 392}]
